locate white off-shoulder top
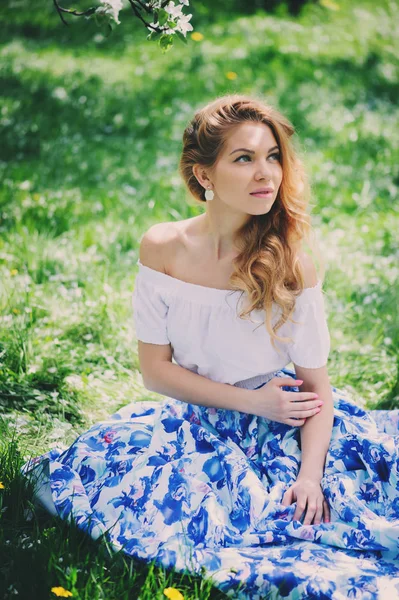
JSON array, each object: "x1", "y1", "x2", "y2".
[{"x1": 132, "y1": 259, "x2": 330, "y2": 385}]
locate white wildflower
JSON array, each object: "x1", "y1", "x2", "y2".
[
  {"x1": 52, "y1": 87, "x2": 68, "y2": 101},
  {"x1": 19, "y1": 180, "x2": 32, "y2": 190},
  {"x1": 65, "y1": 374, "x2": 85, "y2": 390}
]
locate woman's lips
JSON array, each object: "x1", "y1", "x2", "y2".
[{"x1": 250, "y1": 191, "x2": 273, "y2": 198}]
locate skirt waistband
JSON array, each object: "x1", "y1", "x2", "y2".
[{"x1": 233, "y1": 371, "x2": 278, "y2": 390}]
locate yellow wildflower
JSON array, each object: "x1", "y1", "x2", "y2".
[
  {"x1": 51, "y1": 587, "x2": 73, "y2": 598},
  {"x1": 163, "y1": 588, "x2": 184, "y2": 600},
  {"x1": 12, "y1": 308, "x2": 20, "y2": 314},
  {"x1": 226, "y1": 71, "x2": 238, "y2": 80},
  {"x1": 10, "y1": 269, "x2": 18, "y2": 276},
  {"x1": 191, "y1": 32, "x2": 204, "y2": 41},
  {"x1": 0, "y1": 482, "x2": 5, "y2": 490}
]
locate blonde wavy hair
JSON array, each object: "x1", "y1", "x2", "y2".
[{"x1": 179, "y1": 93, "x2": 326, "y2": 354}]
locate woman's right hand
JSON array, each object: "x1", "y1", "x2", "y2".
[{"x1": 248, "y1": 377, "x2": 322, "y2": 425}]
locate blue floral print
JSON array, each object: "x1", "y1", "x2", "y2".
[{"x1": 23, "y1": 367, "x2": 399, "y2": 599}]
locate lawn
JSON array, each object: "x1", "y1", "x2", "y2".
[{"x1": 0, "y1": 0, "x2": 398, "y2": 598}]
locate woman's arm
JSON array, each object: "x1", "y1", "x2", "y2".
[
  {"x1": 281, "y1": 251, "x2": 335, "y2": 523},
  {"x1": 281, "y1": 364, "x2": 334, "y2": 525},
  {"x1": 292, "y1": 252, "x2": 334, "y2": 480},
  {"x1": 294, "y1": 364, "x2": 334, "y2": 480},
  {"x1": 139, "y1": 340, "x2": 255, "y2": 413}
]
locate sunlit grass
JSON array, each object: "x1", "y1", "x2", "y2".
[{"x1": 0, "y1": 0, "x2": 398, "y2": 597}]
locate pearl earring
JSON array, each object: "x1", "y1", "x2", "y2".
[{"x1": 205, "y1": 187, "x2": 214, "y2": 201}]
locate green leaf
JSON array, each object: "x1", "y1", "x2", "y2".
[
  {"x1": 157, "y1": 8, "x2": 169, "y2": 26},
  {"x1": 104, "y1": 22, "x2": 113, "y2": 38},
  {"x1": 147, "y1": 30, "x2": 162, "y2": 42},
  {"x1": 159, "y1": 33, "x2": 173, "y2": 53},
  {"x1": 174, "y1": 30, "x2": 188, "y2": 45}
]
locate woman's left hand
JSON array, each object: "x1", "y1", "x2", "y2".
[{"x1": 281, "y1": 476, "x2": 330, "y2": 525}]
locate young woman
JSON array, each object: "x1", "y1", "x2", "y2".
[{"x1": 25, "y1": 95, "x2": 399, "y2": 599}]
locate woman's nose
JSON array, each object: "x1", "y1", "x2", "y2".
[
  {"x1": 255, "y1": 169, "x2": 273, "y2": 180},
  {"x1": 255, "y1": 163, "x2": 273, "y2": 180}
]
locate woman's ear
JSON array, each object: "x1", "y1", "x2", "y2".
[{"x1": 192, "y1": 164, "x2": 212, "y2": 190}]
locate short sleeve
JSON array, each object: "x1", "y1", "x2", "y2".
[
  {"x1": 288, "y1": 283, "x2": 330, "y2": 368},
  {"x1": 132, "y1": 269, "x2": 170, "y2": 345}
]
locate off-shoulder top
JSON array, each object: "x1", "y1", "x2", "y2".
[{"x1": 132, "y1": 259, "x2": 330, "y2": 385}]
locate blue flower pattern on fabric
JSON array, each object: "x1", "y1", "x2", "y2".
[{"x1": 23, "y1": 368, "x2": 399, "y2": 599}]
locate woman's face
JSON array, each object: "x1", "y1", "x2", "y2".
[{"x1": 208, "y1": 122, "x2": 283, "y2": 215}]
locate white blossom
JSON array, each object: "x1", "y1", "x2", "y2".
[
  {"x1": 164, "y1": 1, "x2": 184, "y2": 19},
  {"x1": 164, "y1": 2, "x2": 193, "y2": 36},
  {"x1": 99, "y1": 0, "x2": 123, "y2": 25},
  {"x1": 175, "y1": 12, "x2": 193, "y2": 36}
]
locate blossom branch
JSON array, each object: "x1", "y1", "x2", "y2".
[
  {"x1": 51, "y1": 0, "x2": 194, "y2": 51},
  {"x1": 127, "y1": 0, "x2": 160, "y2": 32},
  {"x1": 53, "y1": 0, "x2": 97, "y2": 26}
]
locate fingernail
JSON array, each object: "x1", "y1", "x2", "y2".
[
  {"x1": 296, "y1": 380, "x2": 303, "y2": 384},
  {"x1": 318, "y1": 402, "x2": 324, "y2": 406}
]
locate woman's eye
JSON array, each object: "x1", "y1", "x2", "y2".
[{"x1": 235, "y1": 153, "x2": 280, "y2": 163}]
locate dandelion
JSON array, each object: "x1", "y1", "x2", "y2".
[
  {"x1": 191, "y1": 32, "x2": 204, "y2": 41},
  {"x1": 0, "y1": 482, "x2": 5, "y2": 489},
  {"x1": 163, "y1": 588, "x2": 184, "y2": 600},
  {"x1": 51, "y1": 587, "x2": 73, "y2": 598},
  {"x1": 226, "y1": 71, "x2": 238, "y2": 80},
  {"x1": 10, "y1": 269, "x2": 18, "y2": 276}
]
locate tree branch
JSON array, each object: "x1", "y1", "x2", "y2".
[
  {"x1": 53, "y1": 0, "x2": 97, "y2": 26},
  {"x1": 127, "y1": 0, "x2": 163, "y2": 33},
  {"x1": 51, "y1": 0, "x2": 190, "y2": 50}
]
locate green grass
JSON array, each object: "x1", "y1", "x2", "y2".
[{"x1": 0, "y1": 0, "x2": 399, "y2": 597}]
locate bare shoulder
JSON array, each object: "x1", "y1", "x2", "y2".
[
  {"x1": 297, "y1": 250, "x2": 318, "y2": 288},
  {"x1": 139, "y1": 221, "x2": 182, "y2": 273}
]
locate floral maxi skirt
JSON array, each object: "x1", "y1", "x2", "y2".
[{"x1": 23, "y1": 367, "x2": 399, "y2": 599}]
